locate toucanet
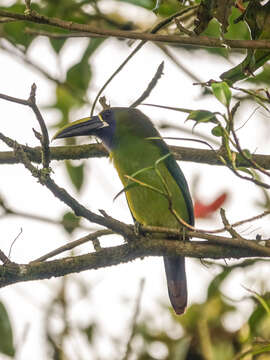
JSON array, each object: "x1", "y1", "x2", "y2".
[{"x1": 53, "y1": 107, "x2": 194, "y2": 314}]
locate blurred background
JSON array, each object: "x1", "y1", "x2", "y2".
[{"x1": 1, "y1": 0, "x2": 270, "y2": 359}]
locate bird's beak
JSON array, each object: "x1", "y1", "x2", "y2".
[{"x1": 52, "y1": 115, "x2": 109, "y2": 141}]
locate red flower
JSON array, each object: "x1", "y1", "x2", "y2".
[{"x1": 194, "y1": 193, "x2": 228, "y2": 219}]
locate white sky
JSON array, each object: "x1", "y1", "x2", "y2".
[{"x1": 1, "y1": 2, "x2": 270, "y2": 359}]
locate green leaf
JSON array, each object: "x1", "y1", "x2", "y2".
[
  {"x1": 62, "y1": 211, "x2": 80, "y2": 234},
  {"x1": 66, "y1": 38, "x2": 103, "y2": 95},
  {"x1": 67, "y1": 61, "x2": 91, "y2": 94},
  {"x1": 118, "y1": 0, "x2": 179, "y2": 16},
  {"x1": 65, "y1": 160, "x2": 84, "y2": 192},
  {"x1": 249, "y1": 293, "x2": 270, "y2": 334},
  {"x1": 207, "y1": 267, "x2": 231, "y2": 299},
  {"x1": 211, "y1": 125, "x2": 223, "y2": 137},
  {"x1": 211, "y1": 81, "x2": 231, "y2": 107},
  {"x1": 187, "y1": 110, "x2": 218, "y2": 127},
  {"x1": 4, "y1": 21, "x2": 33, "y2": 49},
  {"x1": 247, "y1": 64, "x2": 270, "y2": 85},
  {"x1": 240, "y1": 345, "x2": 270, "y2": 359},
  {"x1": 214, "y1": 0, "x2": 235, "y2": 33},
  {"x1": 224, "y1": 6, "x2": 250, "y2": 41},
  {"x1": 242, "y1": 149, "x2": 252, "y2": 159},
  {"x1": 1, "y1": 3, "x2": 40, "y2": 49},
  {"x1": 0, "y1": 301, "x2": 15, "y2": 357},
  {"x1": 178, "y1": 303, "x2": 203, "y2": 332},
  {"x1": 50, "y1": 33, "x2": 67, "y2": 54},
  {"x1": 254, "y1": 292, "x2": 270, "y2": 317},
  {"x1": 194, "y1": 0, "x2": 214, "y2": 35},
  {"x1": 83, "y1": 323, "x2": 96, "y2": 343},
  {"x1": 237, "y1": 167, "x2": 254, "y2": 177},
  {"x1": 118, "y1": 0, "x2": 154, "y2": 10},
  {"x1": 48, "y1": 85, "x2": 81, "y2": 124},
  {"x1": 200, "y1": 19, "x2": 228, "y2": 57}
]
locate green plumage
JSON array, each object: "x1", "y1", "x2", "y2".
[{"x1": 111, "y1": 109, "x2": 193, "y2": 225}]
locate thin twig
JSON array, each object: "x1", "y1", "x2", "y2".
[
  {"x1": 131, "y1": 61, "x2": 164, "y2": 108},
  {"x1": 0, "y1": 92, "x2": 29, "y2": 106},
  {"x1": 159, "y1": 122, "x2": 220, "y2": 146},
  {"x1": 28, "y1": 84, "x2": 51, "y2": 168},
  {"x1": 0, "y1": 41, "x2": 61, "y2": 85},
  {"x1": 0, "y1": 84, "x2": 51, "y2": 168},
  {"x1": 90, "y1": 5, "x2": 199, "y2": 115},
  {"x1": 232, "y1": 125, "x2": 270, "y2": 179},
  {"x1": 142, "y1": 210, "x2": 270, "y2": 236},
  {"x1": 175, "y1": 18, "x2": 194, "y2": 36},
  {"x1": 8, "y1": 228, "x2": 23, "y2": 259},
  {"x1": 220, "y1": 208, "x2": 245, "y2": 241},
  {"x1": 156, "y1": 43, "x2": 203, "y2": 84},
  {"x1": 1, "y1": 205, "x2": 96, "y2": 232},
  {"x1": 229, "y1": 161, "x2": 270, "y2": 189},
  {"x1": 25, "y1": 0, "x2": 31, "y2": 13},
  {"x1": 90, "y1": 40, "x2": 144, "y2": 116},
  {"x1": 31, "y1": 229, "x2": 112, "y2": 263},
  {"x1": 25, "y1": 28, "x2": 104, "y2": 38}
]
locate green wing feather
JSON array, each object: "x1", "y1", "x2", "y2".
[
  {"x1": 164, "y1": 152, "x2": 194, "y2": 226},
  {"x1": 126, "y1": 107, "x2": 194, "y2": 226},
  {"x1": 147, "y1": 135, "x2": 194, "y2": 226}
]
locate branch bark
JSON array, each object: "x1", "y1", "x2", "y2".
[
  {"x1": 0, "y1": 238, "x2": 267, "y2": 288},
  {"x1": 1, "y1": 8, "x2": 270, "y2": 50},
  {"x1": 1, "y1": 142, "x2": 270, "y2": 169}
]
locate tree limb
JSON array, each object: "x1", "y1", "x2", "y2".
[
  {"x1": 1, "y1": 141, "x2": 270, "y2": 170},
  {"x1": 1, "y1": 8, "x2": 270, "y2": 50},
  {"x1": 0, "y1": 238, "x2": 269, "y2": 288}
]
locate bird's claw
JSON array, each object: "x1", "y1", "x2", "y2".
[{"x1": 134, "y1": 221, "x2": 143, "y2": 236}]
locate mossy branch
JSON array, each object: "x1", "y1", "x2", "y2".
[{"x1": 0, "y1": 238, "x2": 268, "y2": 289}]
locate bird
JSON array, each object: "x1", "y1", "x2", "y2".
[{"x1": 53, "y1": 107, "x2": 194, "y2": 315}]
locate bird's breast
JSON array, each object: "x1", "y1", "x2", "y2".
[{"x1": 111, "y1": 140, "x2": 189, "y2": 228}]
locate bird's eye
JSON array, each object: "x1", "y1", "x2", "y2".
[{"x1": 101, "y1": 110, "x2": 111, "y2": 119}]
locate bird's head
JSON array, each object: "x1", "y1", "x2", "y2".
[
  {"x1": 52, "y1": 107, "x2": 158, "y2": 150},
  {"x1": 52, "y1": 108, "x2": 118, "y2": 149}
]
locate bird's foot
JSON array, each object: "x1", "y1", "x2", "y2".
[
  {"x1": 134, "y1": 221, "x2": 145, "y2": 236},
  {"x1": 182, "y1": 228, "x2": 190, "y2": 242}
]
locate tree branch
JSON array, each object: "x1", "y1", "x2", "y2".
[
  {"x1": 1, "y1": 8, "x2": 270, "y2": 50},
  {"x1": 0, "y1": 238, "x2": 268, "y2": 288},
  {"x1": 1, "y1": 141, "x2": 270, "y2": 170}
]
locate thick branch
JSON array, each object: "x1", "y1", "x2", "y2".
[
  {"x1": 1, "y1": 9, "x2": 270, "y2": 50},
  {"x1": 0, "y1": 238, "x2": 267, "y2": 288},
  {"x1": 1, "y1": 143, "x2": 270, "y2": 169}
]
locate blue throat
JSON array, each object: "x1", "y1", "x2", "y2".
[{"x1": 95, "y1": 117, "x2": 116, "y2": 151}]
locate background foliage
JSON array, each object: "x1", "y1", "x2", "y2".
[{"x1": 1, "y1": 0, "x2": 270, "y2": 359}]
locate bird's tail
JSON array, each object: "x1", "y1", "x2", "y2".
[{"x1": 163, "y1": 256, "x2": 187, "y2": 315}]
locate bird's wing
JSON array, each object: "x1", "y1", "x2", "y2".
[
  {"x1": 165, "y1": 154, "x2": 194, "y2": 226},
  {"x1": 155, "y1": 138, "x2": 194, "y2": 226}
]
